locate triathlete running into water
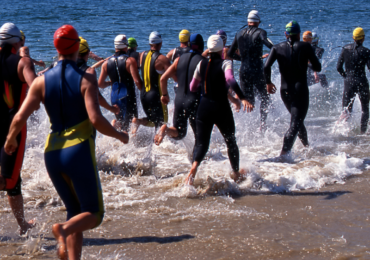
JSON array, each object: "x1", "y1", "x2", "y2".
[
  {"x1": 166, "y1": 29, "x2": 191, "y2": 62},
  {"x1": 184, "y1": 35, "x2": 254, "y2": 186},
  {"x1": 336, "y1": 27, "x2": 370, "y2": 133},
  {"x1": 98, "y1": 34, "x2": 142, "y2": 132},
  {"x1": 132, "y1": 31, "x2": 171, "y2": 133},
  {"x1": 303, "y1": 31, "x2": 328, "y2": 88},
  {"x1": 228, "y1": 10, "x2": 273, "y2": 131},
  {"x1": 0, "y1": 23, "x2": 37, "y2": 235},
  {"x1": 264, "y1": 21, "x2": 321, "y2": 156},
  {"x1": 5, "y1": 25, "x2": 128, "y2": 260},
  {"x1": 154, "y1": 33, "x2": 206, "y2": 145}
]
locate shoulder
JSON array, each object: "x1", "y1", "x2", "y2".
[
  {"x1": 343, "y1": 43, "x2": 353, "y2": 50},
  {"x1": 274, "y1": 41, "x2": 287, "y2": 48},
  {"x1": 86, "y1": 67, "x2": 97, "y2": 77}
]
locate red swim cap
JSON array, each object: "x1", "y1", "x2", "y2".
[{"x1": 53, "y1": 25, "x2": 80, "y2": 55}]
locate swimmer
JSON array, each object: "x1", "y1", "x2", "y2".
[
  {"x1": 154, "y1": 33, "x2": 206, "y2": 145},
  {"x1": 228, "y1": 10, "x2": 274, "y2": 131},
  {"x1": 184, "y1": 35, "x2": 254, "y2": 186},
  {"x1": 132, "y1": 31, "x2": 171, "y2": 134},
  {"x1": 0, "y1": 23, "x2": 37, "y2": 235},
  {"x1": 98, "y1": 34, "x2": 142, "y2": 132},
  {"x1": 19, "y1": 30, "x2": 45, "y2": 68},
  {"x1": 78, "y1": 36, "x2": 120, "y2": 115},
  {"x1": 127, "y1": 37, "x2": 140, "y2": 67},
  {"x1": 303, "y1": 31, "x2": 328, "y2": 88},
  {"x1": 337, "y1": 27, "x2": 370, "y2": 133},
  {"x1": 264, "y1": 21, "x2": 321, "y2": 156},
  {"x1": 166, "y1": 29, "x2": 191, "y2": 62},
  {"x1": 4, "y1": 25, "x2": 128, "y2": 259}
]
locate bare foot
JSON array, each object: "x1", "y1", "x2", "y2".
[
  {"x1": 131, "y1": 118, "x2": 140, "y2": 135},
  {"x1": 154, "y1": 124, "x2": 167, "y2": 146},
  {"x1": 184, "y1": 167, "x2": 197, "y2": 186},
  {"x1": 20, "y1": 219, "x2": 36, "y2": 236},
  {"x1": 111, "y1": 119, "x2": 116, "y2": 127},
  {"x1": 52, "y1": 224, "x2": 67, "y2": 260},
  {"x1": 231, "y1": 169, "x2": 246, "y2": 184}
]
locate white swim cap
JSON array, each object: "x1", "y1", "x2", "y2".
[
  {"x1": 248, "y1": 10, "x2": 260, "y2": 23},
  {"x1": 312, "y1": 32, "x2": 319, "y2": 44},
  {"x1": 0, "y1": 23, "x2": 22, "y2": 45},
  {"x1": 114, "y1": 34, "x2": 128, "y2": 49},
  {"x1": 207, "y1": 35, "x2": 224, "y2": 53},
  {"x1": 149, "y1": 31, "x2": 162, "y2": 44}
]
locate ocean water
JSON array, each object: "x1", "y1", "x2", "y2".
[{"x1": 1, "y1": 0, "x2": 370, "y2": 259}]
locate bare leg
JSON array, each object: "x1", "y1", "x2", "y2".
[
  {"x1": 52, "y1": 212, "x2": 98, "y2": 260},
  {"x1": 8, "y1": 194, "x2": 35, "y2": 235},
  {"x1": 184, "y1": 161, "x2": 199, "y2": 186}
]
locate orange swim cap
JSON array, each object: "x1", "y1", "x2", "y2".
[
  {"x1": 53, "y1": 25, "x2": 80, "y2": 55},
  {"x1": 303, "y1": 31, "x2": 312, "y2": 42}
]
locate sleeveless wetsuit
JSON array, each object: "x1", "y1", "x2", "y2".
[
  {"x1": 107, "y1": 51, "x2": 138, "y2": 131},
  {"x1": 337, "y1": 42, "x2": 370, "y2": 133},
  {"x1": 0, "y1": 48, "x2": 28, "y2": 196},
  {"x1": 173, "y1": 51, "x2": 205, "y2": 140},
  {"x1": 44, "y1": 60, "x2": 104, "y2": 224},
  {"x1": 127, "y1": 49, "x2": 140, "y2": 67},
  {"x1": 264, "y1": 40, "x2": 321, "y2": 152},
  {"x1": 228, "y1": 26, "x2": 273, "y2": 126},
  {"x1": 307, "y1": 45, "x2": 328, "y2": 88},
  {"x1": 172, "y1": 46, "x2": 191, "y2": 62},
  {"x1": 192, "y1": 57, "x2": 246, "y2": 172},
  {"x1": 140, "y1": 50, "x2": 168, "y2": 128}
]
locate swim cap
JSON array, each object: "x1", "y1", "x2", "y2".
[
  {"x1": 248, "y1": 10, "x2": 260, "y2": 23},
  {"x1": 353, "y1": 27, "x2": 365, "y2": 40},
  {"x1": 20, "y1": 30, "x2": 25, "y2": 41},
  {"x1": 216, "y1": 30, "x2": 227, "y2": 41},
  {"x1": 128, "y1": 37, "x2": 138, "y2": 48},
  {"x1": 189, "y1": 33, "x2": 204, "y2": 52},
  {"x1": 149, "y1": 31, "x2": 162, "y2": 44},
  {"x1": 114, "y1": 34, "x2": 128, "y2": 49},
  {"x1": 303, "y1": 31, "x2": 312, "y2": 42},
  {"x1": 207, "y1": 35, "x2": 223, "y2": 53},
  {"x1": 312, "y1": 32, "x2": 319, "y2": 44},
  {"x1": 79, "y1": 36, "x2": 90, "y2": 54},
  {"x1": 0, "y1": 23, "x2": 22, "y2": 45},
  {"x1": 285, "y1": 20, "x2": 301, "y2": 35},
  {"x1": 179, "y1": 29, "x2": 190, "y2": 43},
  {"x1": 53, "y1": 25, "x2": 80, "y2": 55}
]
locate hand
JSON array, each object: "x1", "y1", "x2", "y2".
[
  {"x1": 111, "y1": 104, "x2": 120, "y2": 115},
  {"x1": 233, "y1": 100, "x2": 241, "y2": 112},
  {"x1": 4, "y1": 137, "x2": 18, "y2": 155},
  {"x1": 241, "y1": 100, "x2": 254, "y2": 112},
  {"x1": 266, "y1": 83, "x2": 276, "y2": 94},
  {"x1": 314, "y1": 72, "x2": 320, "y2": 83},
  {"x1": 161, "y1": 95, "x2": 170, "y2": 105},
  {"x1": 39, "y1": 60, "x2": 46, "y2": 68},
  {"x1": 118, "y1": 131, "x2": 129, "y2": 144},
  {"x1": 262, "y1": 53, "x2": 269, "y2": 59}
]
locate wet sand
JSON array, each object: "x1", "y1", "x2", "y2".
[{"x1": 1, "y1": 169, "x2": 370, "y2": 260}]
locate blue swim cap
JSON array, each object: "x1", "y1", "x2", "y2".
[
  {"x1": 190, "y1": 33, "x2": 204, "y2": 52},
  {"x1": 285, "y1": 20, "x2": 301, "y2": 35},
  {"x1": 216, "y1": 30, "x2": 227, "y2": 41}
]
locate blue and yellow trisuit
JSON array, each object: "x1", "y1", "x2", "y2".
[
  {"x1": 44, "y1": 59, "x2": 104, "y2": 225},
  {"x1": 140, "y1": 50, "x2": 168, "y2": 129}
]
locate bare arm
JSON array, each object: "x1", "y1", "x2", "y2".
[
  {"x1": 156, "y1": 54, "x2": 171, "y2": 72},
  {"x1": 18, "y1": 57, "x2": 37, "y2": 86},
  {"x1": 97, "y1": 61, "x2": 111, "y2": 88},
  {"x1": 89, "y1": 51, "x2": 103, "y2": 61},
  {"x1": 202, "y1": 49, "x2": 210, "y2": 58},
  {"x1": 4, "y1": 77, "x2": 43, "y2": 154},
  {"x1": 160, "y1": 58, "x2": 179, "y2": 105},
  {"x1": 127, "y1": 57, "x2": 143, "y2": 91},
  {"x1": 82, "y1": 73, "x2": 128, "y2": 143},
  {"x1": 166, "y1": 49, "x2": 174, "y2": 61}
]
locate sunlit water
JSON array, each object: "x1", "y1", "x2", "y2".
[{"x1": 1, "y1": 0, "x2": 370, "y2": 259}]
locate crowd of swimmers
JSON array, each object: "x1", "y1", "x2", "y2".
[{"x1": 0, "y1": 9, "x2": 369, "y2": 259}]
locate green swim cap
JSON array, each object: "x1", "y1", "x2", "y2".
[{"x1": 128, "y1": 37, "x2": 138, "y2": 48}]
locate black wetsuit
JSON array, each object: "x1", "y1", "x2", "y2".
[
  {"x1": 228, "y1": 26, "x2": 273, "y2": 126},
  {"x1": 337, "y1": 42, "x2": 370, "y2": 133},
  {"x1": 127, "y1": 49, "x2": 140, "y2": 67},
  {"x1": 0, "y1": 46, "x2": 30, "y2": 196},
  {"x1": 172, "y1": 46, "x2": 191, "y2": 62},
  {"x1": 264, "y1": 40, "x2": 321, "y2": 152},
  {"x1": 307, "y1": 45, "x2": 328, "y2": 87},
  {"x1": 193, "y1": 55, "x2": 246, "y2": 172},
  {"x1": 107, "y1": 51, "x2": 138, "y2": 131},
  {"x1": 173, "y1": 51, "x2": 205, "y2": 140}
]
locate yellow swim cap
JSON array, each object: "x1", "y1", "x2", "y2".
[
  {"x1": 179, "y1": 29, "x2": 190, "y2": 43},
  {"x1": 353, "y1": 27, "x2": 365, "y2": 40},
  {"x1": 20, "y1": 30, "x2": 25, "y2": 41},
  {"x1": 79, "y1": 36, "x2": 90, "y2": 54}
]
